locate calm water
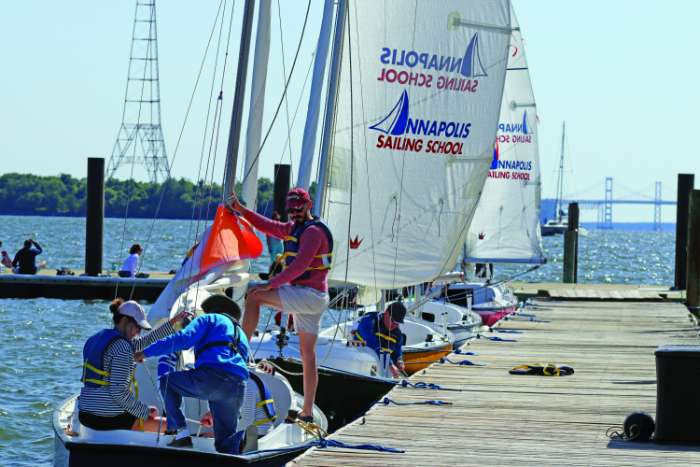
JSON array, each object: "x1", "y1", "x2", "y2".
[{"x1": 0, "y1": 215, "x2": 676, "y2": 466}]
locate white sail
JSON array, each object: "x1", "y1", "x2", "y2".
[
  {"x1": 464, "y1": 9, "x2": 545, "y2": 264},
  {"x1": 321, "y1": 0, "x2": 511, "y2": 289}
]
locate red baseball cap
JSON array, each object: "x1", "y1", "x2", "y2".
[{"x1": 286, "y1": 188, "x2": 312, "y2": 209}]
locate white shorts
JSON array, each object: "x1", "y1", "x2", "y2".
[{"x1": 277, "y1": 285, "x2": 329, "y2": 334}]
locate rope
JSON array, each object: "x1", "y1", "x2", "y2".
[
  {"x1": 381, "y1": 397, "x2": 452, "y2": 407},
  {"x1": 314, "y1": 438, "x2": 405, "y2": 453},
  {"x1": 439, "y1": 358, "x2": 485, "y2": 367},
  {"x1": 397, "y1": 380, "x2": 462, "y2": 392},
  {"x1": 483, "y1": 335, "x2": 518, "y2": 342}
]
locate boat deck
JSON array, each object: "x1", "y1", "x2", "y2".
[{"x1": 294, "y1": 299, "x2": 700, "y2": 466}]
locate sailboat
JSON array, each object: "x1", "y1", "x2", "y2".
[
  {"x1": 541, "y1": 122, "x2": 567, "y2": 236},
  {"x1": 447, "y1": 8, "x2": 546, "y2": 328},
  {"x1": 252, "y1": 0, "x2": 512, "y2": 428},
  {"x1": 54, "y1": 1, "x2": 328, "y2": 465}
]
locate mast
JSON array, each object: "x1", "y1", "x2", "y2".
[
  {"x1": 296, "y1": 0, "x2": 335, "y2": 190},
  {"x1": 222, "y1": 0, "x2": 256, "y2": 199},
  {"x1": 241, "y1": 0, "x2": 272, "y2": 209},
  {"x1": 313, "y1": 0, "x2": 348, "y2": 217},
  {"x1": 554, "y1": 121, "x2": 565, "y2": 222}
]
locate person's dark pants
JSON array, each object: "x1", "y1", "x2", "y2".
[
  {"x1": 79, "y1": 411, "x2": 136, "y2": 430},
  {"x1": 160, "y1": 365, "x2": 246, "y2": 454}
]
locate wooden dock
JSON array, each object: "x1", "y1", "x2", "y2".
[{"x1": 294, "y1": 299, "x2": 700, "y2": 466}]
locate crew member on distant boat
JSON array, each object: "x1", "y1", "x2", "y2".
[
  {"x1": 136, "y1": 294, "x2": 251, "y2": 454},
  {"x1": 12, "y1": 239, "x2": 42, "y2": 274},
  {"x1": 227, "y1": 187, "x2": 332, "y2": 422},
  {"x1": 352, "y1": 302, "x2": 407, "y2": 378},
  {"x1": 78, "y1": 299, "x2": 188, "y2": 431},
  {"x1": 118, "y1": 243, "x2": 142, "y2": 278}
]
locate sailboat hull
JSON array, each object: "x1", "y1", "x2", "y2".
[
  {"x1": 540, "y1": 223, "x2": 567, "y2": 236},
  {"x1": 269, "y1": 357, "x2": 395, "y2": 432},
  {"x1": 402, "y1": 343, "x2": 453, "y2": 374},
  {"x1": 54, "y1": 437, "x2": 307, "y2": 467}
]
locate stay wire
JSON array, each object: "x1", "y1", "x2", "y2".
[
  {"x1": 125, "y1": 0, "x2": 234, "y2": 300},
  {"x1": 237, "y1": 0, "x2": 311, "y2": 188}
]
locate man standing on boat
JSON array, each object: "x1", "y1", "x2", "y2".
[
  {"x1": 227, "y1": 188, "x2": 332, "y2": 422},
  {"x1": 352, "y1": 302, "x2": 407, "y2": 378}
]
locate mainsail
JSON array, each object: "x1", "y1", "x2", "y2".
[
  {"x1": 464, "y1": 9, "x2": 546, "y2": 264},
  {"x1": 321, "y1": 0, "x2": 511, "y2": 289}
]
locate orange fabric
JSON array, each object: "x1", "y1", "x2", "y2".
[{"x1": 200, "y1": 205, "x2": 263, "y2": 272}]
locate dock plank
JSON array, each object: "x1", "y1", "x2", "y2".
[{"x1": 294, "y1": 300, "x2": 700, "y2": 466}]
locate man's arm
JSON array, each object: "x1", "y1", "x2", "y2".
[
  {"x1": 143, "y1": 316, "x2": 208, "y2": 358},
  {"x1": 32, "y1": 241, "x2": 42, "y2": 254},
  {"x1": 238, "y1": 206, "x2": 289, "y2": 240},
  {"x1": 268, "y1": 226, "x2": 323, "y2": 288}
]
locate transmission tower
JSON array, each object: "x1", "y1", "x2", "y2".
[{"x1": 106, "y1": 0, "x2": 170, "y2": 183}]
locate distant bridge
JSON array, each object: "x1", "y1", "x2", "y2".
[{"x1": 542, "y1": 177, "x2": 676, "y2": 230}]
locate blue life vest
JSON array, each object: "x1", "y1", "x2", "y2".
[
  {"x1": 194, "y1": 314, "x2": 242, "y2": 362},
  {"x1": 280, "y1": 217, "x2": 334, "y2": 280},
  {"x1": 353, "y1": 312, "x2": 403, "y2": 363},
  {"x1": 81, "y1": 329, "x2": 128, "y2": 388},
  {"x1": 249, "y1": 372, "x2": 277, "y2": 427}
]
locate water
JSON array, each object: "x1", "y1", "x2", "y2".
[{"x1": 0, "y1": 215, "x2": 676, "y2": 466}]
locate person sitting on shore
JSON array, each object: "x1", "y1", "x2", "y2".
[
  {"x1": 119, "y1": 244, "x2": 142, "y2": 278},
  {"x1": 1, "y1": 251, "x2": 12, "y2": 269},
  {"x1": 12, "y1": 239, "x2": 43, "y2": 274}
]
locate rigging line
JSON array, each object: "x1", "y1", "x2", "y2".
[
  {"x1": 390, "y1": 0, "x2": 420, "y2": 291},
  {"x1": 187, "y1": 0, "x2": 229, "y2": 245},
  {"x1": 180, "y1": 0, "x2": 238, "y2": 288},
  {"x1": 350, "y1": 2, "x2": 380, "y2": 294},
  {"x1": 128, "y1": 0, "x2": 236, "y2": 299},
  {"x1": 276, "y1": 0, "x2": 295, "y2": 178},
  {"x1": 125, "y1": 0, "x2": 231, "y2": 299},
  {"x1": 237, "y1": 0, "x2": 311, "y2": 190}
]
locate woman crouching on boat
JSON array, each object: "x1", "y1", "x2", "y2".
[{"x1": 78, "y1": 298, "x2": 190, "y2": 430}]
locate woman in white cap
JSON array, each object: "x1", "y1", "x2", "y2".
[{"x1": 77, "y1": 297, "x2": 189, "y2": 431}]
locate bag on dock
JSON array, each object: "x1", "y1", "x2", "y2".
[{"x1": 509, "y1": 363, "x2": 574, "y2": 376}]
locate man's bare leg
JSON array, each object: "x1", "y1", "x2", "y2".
[
  {"x1": 243, "y1": 288, "x2": 283, "y2": 339},
  {"x1": 297, "y1": 331, "x2": 318, "y2": 417}
]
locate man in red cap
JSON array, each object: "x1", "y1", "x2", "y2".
[{"x1": 227, "y1": 188, "x2": 333, "y2": 421}]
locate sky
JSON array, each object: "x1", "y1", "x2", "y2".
[{"x1": 1, "y1": 1, "x2": 698, "y2": 222}]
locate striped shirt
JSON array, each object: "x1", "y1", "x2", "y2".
[{"x1": 78, "y1": 322, "x2": 175, "y2": 419}]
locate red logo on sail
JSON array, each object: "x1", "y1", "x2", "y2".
[{"x1": 349, "y1": 235, "x2": 363, "y2": 249}]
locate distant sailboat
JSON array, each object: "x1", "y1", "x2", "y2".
[
  {"x1": 447, "y1": 7, "x2": 545, "y2": 328},
  {"x1": 541, "y1": 121, "x2": 568, "y2": 236}
]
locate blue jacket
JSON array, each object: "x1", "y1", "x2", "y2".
[
  {"x1": 144, "y1": 314, "x2": 249, "y2": 380},
  {"x1": 353, "y1": 312, "x2": 403, "y2": 365}
]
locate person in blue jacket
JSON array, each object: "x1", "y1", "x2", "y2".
[
  {"x1": 352, "y1": 301, "x2": 407, "y2": 378},
  {"x1": 136, "y1": 294, "x2": 250, "y2": 454}
]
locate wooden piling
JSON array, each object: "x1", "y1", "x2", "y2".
[
  {"x1": 563, "y1": 202, "x2": 579, "y2": 283},
  {"x1": 85, "y1": 158, "x2": 104, "y2": 276},
  {"x1": 274, "y1": 164, "x2": 291, "y2": 222},
  {"x1": 674, "y1": 174, "x2": 694, "y2": 290},
  {"x1": 686, "y1": 189, "x2": 700, "y2": 310}
]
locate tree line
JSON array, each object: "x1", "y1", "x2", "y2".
[{"x1": 0, "y1": 173, "x2": 294, "y2": 219}]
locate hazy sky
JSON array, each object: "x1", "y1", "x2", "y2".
[{"x1": 1, "y1": 1, "x2": 697, "y2": 222}]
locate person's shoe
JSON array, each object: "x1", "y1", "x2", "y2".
[
  {"x1": 298, "y1": 414, "x2": 314, "y2": 424},
  {"x1": 241, "y1": 425, "x2": 259, "y2": 453},
  {"x1": 167, "y1": 436, "x2": 193, "y2": 448}
]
